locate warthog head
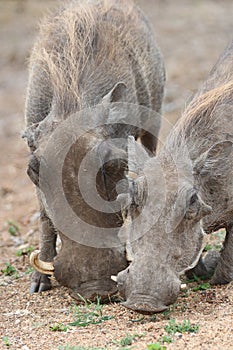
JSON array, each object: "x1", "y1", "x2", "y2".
[
  {"x1": 24, "y1": 81, "x2": 129, "y2": 193},
  {"x1": 116, "y1": 136, "x2": 232, "y2": 314}
]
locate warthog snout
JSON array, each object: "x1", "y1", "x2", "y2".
[
  {"x1": 117, "y1": 263, "x2": 181, "y2": 314},
  {"x1": 123, "y1": 296, "x2": 168, "y2": 314}
]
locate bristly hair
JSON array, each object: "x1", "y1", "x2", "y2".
[
  {"x1": 166, "y1": 81, "x2": 233, "y2": 152},
  {"x1": 181, "y1": 81, "x2": 233, "y2": 137},
  {"x1": 29, "y1": 0, "x2": 147, "y2": 117}
]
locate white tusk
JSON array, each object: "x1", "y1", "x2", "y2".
[
  {"x1": 30, "y1": 250, "x2": 54, "y2": 275},
  {"x1": 181, "y1": 283, "x2": 187, "y2": 290},
  {"x1": 127, "y1": 171, "x2": 138, "y2": 180},
  {"x1": 111, "y1": 275, "x2": 117, "y2": 282},
  {"x1": 126, "y1": 242, "x2": 134, "y2": 263}
]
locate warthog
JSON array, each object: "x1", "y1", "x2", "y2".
[
  {"x1": 117, "y1": 39, "x2": 233, "y2": 313},
  {"x1": 24, "y1": 0, "x2": 165, "y2": 299}
]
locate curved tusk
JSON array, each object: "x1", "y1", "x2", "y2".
[
  {"x1": 111, "y1": 275, "x2": 117, "y2": 282},
  {"x1": 30, "y1": 250, "x2": 54, "y2": 275}
]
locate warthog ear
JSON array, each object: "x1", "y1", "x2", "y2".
[
  {"x1": 194, "y1": 140, "x2": 233, "y2": 177},
  {"x1": 102, "y1": 82, "x2": 127, "y2": 104},
  {"x1": 22, "y1": 124, "x2": 39, "y2": 151}
]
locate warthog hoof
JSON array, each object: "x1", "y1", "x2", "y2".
[{"x1": 30, "y1": 270, "x2": 52, "y2": 293}]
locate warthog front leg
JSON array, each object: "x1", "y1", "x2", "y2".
[
  {"x1": 30, "y1": 206, "x2": 57, "y2": 293},
  {"x1": 140, "y1": 131, "x2": 158, "y2": 155},
  {"x1": 186, "y1": 251, "x2": 220, "y2": 280},
  {"x1": 210, "y1": 224, "x2": 233, "y2": 284}
]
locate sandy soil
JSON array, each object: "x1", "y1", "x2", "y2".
[{"x1": 0, "y1": 1, "x2": 233, "y2": 349}]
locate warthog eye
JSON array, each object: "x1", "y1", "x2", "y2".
[
  {"x1": 189, "y1": 193, "x2": 198, "y2": 206},
  {"x1": 185, "y1": 190, "x2": 211, "y2": 221},
  {"x1": 185, "y1": 191, "x2": 201, "y2": 220}
]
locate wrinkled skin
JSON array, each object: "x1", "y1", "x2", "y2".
[
  {"x1": 117, "y1": 39, "x2": 233, "y2": 313},
  {"x1": 24, "y1": 0, "x2": 165, "y2": 298}
]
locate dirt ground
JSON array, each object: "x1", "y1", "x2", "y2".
[{"x1": 0, "y1": 1, "x2": 233, "y2": 349}]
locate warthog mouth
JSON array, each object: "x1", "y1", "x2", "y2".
[{"x1": 122, "y1": 294, "x2": 168, "y2": 314}]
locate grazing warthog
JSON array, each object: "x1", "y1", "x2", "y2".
[
  {"x1": 117, "y1": 39, "x2": 233, "y2": 313},
  {"x1": 24, "y1": 0, "x2": 165, "y2": 299}
]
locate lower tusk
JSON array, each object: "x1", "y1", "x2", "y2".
[
  {"x1": 127, "y1": 171, "x2": 138, "y2": 180},
  {"x1": 181, "y1": 283, "x2": 187, "y2": 290},
  {"x1": 111, "y1": 275, "x2": 117, "y2": 282},
  {"x1": 30, "y1": 250, "x2": 54, "y2": 275}
]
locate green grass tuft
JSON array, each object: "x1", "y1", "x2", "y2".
[
  {"x1": 159, "y1": 335, "x2": 173, "y2": 344},
  {"x1": 69, "y1": 294, "x2": 114, "y2": 327},
  {"x1": 147, "y1": 343, "x2": 167, "y2": 350},
  {"x1": 3, "y1": 337, "x2": 11, "y2": 347},
  {"x1": 7, "y1": 221, "x2": 20, "y2": 236},
  {"x1": 58, "y1": 346, "x2": 105, "y2": 350},
  {"x1": 192, "y1": 282, "x2": 210, "y2": 291},
  {"x1": 49, "y1": 323, "x2": 69, "y2": 332},
  {"x1": 164, "y1": 319, "x2": 199, "y2": 334},
  {"x1": 16, "y1": 246, "x2": 34, "y2": 257},
  {"x1": 1, "y1": 263, "x2": 19, "y2": 279},
  {"x1": 113, "y1": 333, "x2": 145, "y2": 348}
]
